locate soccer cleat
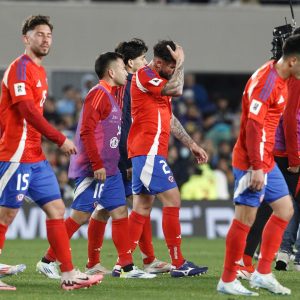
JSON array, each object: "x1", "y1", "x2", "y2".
[
  {"x1": 120, "y1": 266, "x2": 156, "y2": 279},
  {"x1": 0, "y1": 279, "x2": 16, "y2": 291},
  {"x1": 36, "y1": 261, "x2": 61, "y2": 279},
  {"x1": 236, "y1": 264, "x2": 255, "y2": 281},
  {"x1": 170, "y1": 261, "x2": 208, "y2": 278},
  {"x1": 275, "y1": 251, "x2": 289, "y2": 271},
  {"x1": 85, "y1": 263, "x2": 111, "y2": 275},
  {"x1": 143, "y1": 258, "x2": 172, "y2": 274},
  {"x1": 0, "y1": 263, "x2": 26, "y2": 278},
  {"x1": 112, "y1": 264, "x2": 122, "y2": 277},
  {"x1": 217, "y1": 278, "x2": 259, "y2": 296},
  {"x1": 61, "y1": 269, "x2": 103, "y2": 290},
  {"x1": 250, "y1": 270, "x2": 291, "y2": 295}
]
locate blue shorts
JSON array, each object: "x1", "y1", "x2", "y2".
[
  {"x1": 132, "y1": 155, "x2": 177, "y2": 195},
  {"x1": 0, "y1": 160, "x2": 61, "y2": 209},
  {"x1": 71, "y1": 172, "x2": 126, "y2": 212},
  {"x1": 123, "y1": 178, "x2": 132, "y2": 197},
  {"x1": 233, "y1": 164, "x2": 289, "y2": 207}
]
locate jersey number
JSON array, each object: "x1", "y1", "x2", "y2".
[
  {"x1": 159, "y1": 160, "x2": 171, "y2": 174},
  {"x1": 40, "y1": 90, "x2": 47, "y2": 107},
  {"x1": 93, "y1": 183, "x2": 104, "y2": 199},
  {"x1": 16, "y1": 173, "x2": 29, "y2": 191}
]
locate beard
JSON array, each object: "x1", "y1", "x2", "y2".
[
  {"x1": 32, "y1": 45, "x2": 50, "y2": 58},
  {"x1": 159, "y1": 70, "x2": 172, "y2": 80}
]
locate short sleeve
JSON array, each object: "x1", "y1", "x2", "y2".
[{"x1": 135, "y1": 67, "x2": 167, "y2": 96}]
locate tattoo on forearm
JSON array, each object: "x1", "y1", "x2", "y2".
[
  {"x1": 171, "y1": 114, "x2": 194, "y2": 147},
  {"x1": 162, "y1": 64, "x2": 184, "y2": 96}
]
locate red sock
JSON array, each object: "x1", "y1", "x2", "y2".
[
  {"x1": 87, "y1": 218, "x2": 107, "y2": 268},
  {"x1": 128, "y1": 211, "x2": 147, "y2": 252},
  {"x1": 139, "y1": 216, "x2": 155, "y2": 265},
  {"x1": 222, "y1": 219, "x2": 250, "y2": 282},
  {"x1": 162, "y1": 207, "x2": 184, "y2": 268},
  {"x1": 242, "y1": 254, "x2": 253, "y2": 266},
  {"x1": 45, "y1": 217, "x2": 81, "y2": 262},
  {"x1": 257, "y1": 215, "x2": 288, "y2": 274},
  {"x1": 112, "y1": 217, "x2": 133, "y2": 267},
  {"x1": 46, "y1": 219, "x2": 73, "y2": 272},
  {"x1": 0, "y1": 224, "x2": 8, "y2": 253}
]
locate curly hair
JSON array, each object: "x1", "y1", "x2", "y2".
[{"x1": 153, "y1": 40, "x2": 176, "y2": 63}]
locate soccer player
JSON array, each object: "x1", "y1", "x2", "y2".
[
  {"x1": 236, "y1": 27, "x2": 300, "y2": 279},
  {"x1": 127, "y1": 40, "x2": 209, "y2": 278},
  {"x1": 0, "y1": 15, "x2": 103, "y2": 290},
  {"x1": 217, "y1": 34, "x2": 300, "y2": 296},
  {"x1": 36, "y1": 38, "x2": 167, "y2": 278}
]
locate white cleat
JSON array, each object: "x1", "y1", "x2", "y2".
[
  {"x1": 144, "y1": 259, "x2": 172, "y2": 274},
  {"x1": 0, "y1": 263, "x2": 26, "y2": 278},
  {"x1": 250, "y1": 270, "x2": 291, "y2": 295},
  {"x1": 120, "y1": 266, "x2": 156, "y2": 279},
  {"x1": 217, "y1": 278, "x2": 259, "y2": 296},
  {"x1": 61, "y1": 269, "x2": 103, "y2": 290},
  {"x1": 85, "y1": 263, "x2": 111, "y2": 275},
  {"x1": 36, "y1": 261, "x2": 61, "y2": 279}
]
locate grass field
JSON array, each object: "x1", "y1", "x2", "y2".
[{"x1": 1, "y1": 238, "x2": 300, "y2": 299}]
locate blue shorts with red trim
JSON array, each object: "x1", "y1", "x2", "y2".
[
  {"x1": 233, "y1": 164, "x2": 289, "y2": 207},
  {"x1": 0, "y1": 160, "x2": 61, "y2": 209},
  {"x1": 132, "y1": 155, "x2": 177, "y2": 195}
]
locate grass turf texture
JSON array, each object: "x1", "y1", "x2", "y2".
[{"x1": 1, "y1": 238, "x2": 300, "y2": 299}]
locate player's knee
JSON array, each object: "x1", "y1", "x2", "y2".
[
  {"x1": 92, "y1": 209, "x2": 110, "y2": 222},
  {"x1": 0, "y1": 209, "x2": 18, "y2": 225}
]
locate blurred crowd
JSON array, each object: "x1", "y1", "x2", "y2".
[{"x1": 41, "y1": 73, "x2": 241, "y2": 202}]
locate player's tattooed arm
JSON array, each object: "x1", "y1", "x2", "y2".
[
  {"x1": 161, "y1": 44, "x2": 184, "y2": 96},
  {"x1": 161, "y1": 64, "x2": 184, "y2": 96},
  {"x1": 171, "y1": 114, "x2": 209, "y2": 164},
  {"x1": 170, "y1": 114, "x2": 194, "y2": 147}
]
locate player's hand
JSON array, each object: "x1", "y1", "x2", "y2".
[
  {"x1": 287, "y1": 166, "x2": 300, "y2": 173},
  {"x1": 94, "y1": 168, "x2": 106, "y2": 181},
  {"x1": 126, "y1": 168, "x2": 132, "y2": 181},
  {"x1": 60, "y1": 138, "x2": 77, "y2": 156},
  {"x1": 190, "y1": 142, "x2": 208, "y2": 164},
  {"x1": 249, "y1": 169, "x2": 265, "y2": 192},
  {"x1": 167, "y1": 44, "x2": 184, "y2": 65}
]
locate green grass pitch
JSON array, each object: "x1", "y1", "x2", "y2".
[{"x1": 1, "y1": 238, "x2": 300, "y2": 299}]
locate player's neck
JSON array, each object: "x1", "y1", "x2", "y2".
[
  {"x1": 24, "y1": 50, "x2": 43, "y2": 66},
  {"x1": 275, "y1": 59, "x2": 291, "y2": 80}
]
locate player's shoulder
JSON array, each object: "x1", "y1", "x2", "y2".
[{"x1": 9, "y1": 55, "x2": 35, "y2": 80}]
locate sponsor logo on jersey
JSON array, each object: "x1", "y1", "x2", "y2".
[
  {"x1": 249, "y1": 99, "x2": 262, "y2": 115},
  {"x1": 149, "y1": 78, "x2": 163, "y2": 86},
  {"x1": 110, "y1": 137, "x2": 119, "y2": 148},
  {"x1": 14, "y1": 82, "x2": 26, "y2": 96},
  {"x1": 36, "y1": 80, "x2": 42, "y2": 87},
  {"x1": 277, "y1": 95, "x2": 285, "y2": 104}
]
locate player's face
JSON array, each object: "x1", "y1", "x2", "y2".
[
  {"x1": 159, "y1": 61, "x2": 176, "y2": 80},
  {"x1": 291, "y1": 56, "x2": 300, "y2": 79},
  {"x1": 24, "y1": 25, "x2": 52, "y2": 57},
  {"x1": 131, "y1": 54, "x2": 147, "y2": 72},
  {"x1": 112, "y1": 58, "x2": 128, "y2": 86}
]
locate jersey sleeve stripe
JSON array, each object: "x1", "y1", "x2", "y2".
[
  {"x1": 136, "y1": 72, "x2": 148, "y2": 93},
  {"x1": 259, "y1": 70, "x2": 276, "y2": 102},
  {"x1": 16, "y1": 57, "x2": 30, "y2": 81},
  {"x1": 91, "y1": 89, "x2": 105, "y2": 109}
]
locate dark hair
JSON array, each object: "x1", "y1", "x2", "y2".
[
  {"x1": 115, "y1": 38, "x2": 148, "y2": 65},
  {"x1": 22, "y1": 15, "x2": 53, "y2": 35},
  {"x1": 94, "y1": 52, "x2": 124, "y2": 79},
  {"x1": 153, "y1": 40, "x2": 176, "y2": 63},
  {"x1": 283, "y1": 34, "x2": 300, "y2": 58}
]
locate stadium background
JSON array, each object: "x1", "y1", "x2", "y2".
[{"x1": 0, "y1": 0, "x2": 299, "y2": 239}]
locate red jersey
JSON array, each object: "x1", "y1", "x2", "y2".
[
  {"x1": 233, "y1": 60, "x2": 288, "y2": 172},
  {"x1": 0, "y1": 54, "x2": 48, "y2": 162},
  {"x1": 128, "y1": 65, "x2": 171, "y2": 158}
]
